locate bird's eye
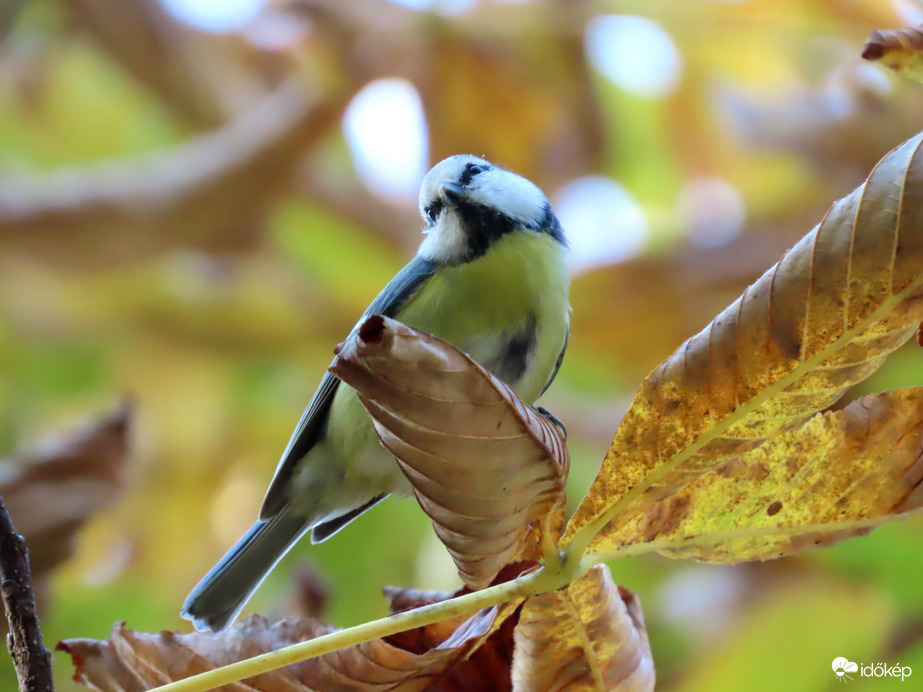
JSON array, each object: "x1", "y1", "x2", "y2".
[
  {"x1": 459, "y1": 163, "x2": 488, "y2": 186},
  {"x1": 425, "y1": 200, "x2": 443, "y2": 223}
]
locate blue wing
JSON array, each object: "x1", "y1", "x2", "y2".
[
  {"x1": 259, "y1": 255, "x2": 437, "y2": 519},
  {"x1": 539, "y1": 325, "x2": 569, "y2": 397}
]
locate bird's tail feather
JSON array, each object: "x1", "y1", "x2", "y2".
[{"x1": 181, "y1": 512, "x2": 308, "y2": 632}]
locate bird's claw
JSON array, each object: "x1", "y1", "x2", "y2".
[{"x1": 535, "y1": 406, "x2": 567, "y2": 440}]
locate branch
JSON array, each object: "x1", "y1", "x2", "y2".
[
  {"x1": 65, "y1": 0, "x2": 247, "y2": 126},
  {"x1": 0, "y1": 80, "x2": 346, "y2": 268},
  {"x1": 0, "y1": 494, "x2": 54, "y2": 692},
  {"x1": 149, "y1": 575, "x2": 529, "y2": 692}
]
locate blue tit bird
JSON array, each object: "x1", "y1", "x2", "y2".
[{"x1": 182, "y1": 155, "x2": 571, "y2": 632}]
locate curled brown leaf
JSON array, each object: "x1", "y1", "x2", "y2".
[
  {"x1": 331, "y1": 315, "x2": 569, "y2": 589},
  {"x1": 863, "y1": 25, "x2": 923, "y2": 83},
  {"x1": 59, "y1": 608, "x2": 507, "y2": 692},
  {"x1": 63, "y1": 559, "x2": 650, "y2": 692},
  {"x1": 381, "y1": 560, "x2": 535, "y2": 692},
  {"x1": 1, "y1": 402, "x2": 131, "y2": 599}
]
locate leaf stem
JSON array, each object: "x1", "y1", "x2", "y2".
[{"x1": 147, "y1": 561, "x2": 578, "y2": 692}]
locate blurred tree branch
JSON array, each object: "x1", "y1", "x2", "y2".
[
  {"x1": 23, "y1": 0, "x2": 417, "y2": 255},
  {"x1": 9, "y1": 0, "x2": 611, "y2": 264},
  {"x1": 65, "y1": 0, "x2": 259, "y2": 127},
  {"x1": 0, "y1": 0, "x2": 25, "y2": 38},
  {"x1": 291, "y1": 0, "x2": 607, "y2": 184},
  {"x1": 0, "y1": 81, "x2": 346, "y2": 268}
]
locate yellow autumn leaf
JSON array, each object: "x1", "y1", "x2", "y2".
[
  {"x1": 331, "y1": 315, "x2": 569, "y2": 589},
  {"x1": 512, "y1": 565, "x2": 655, "y2": 692},
  {"x1": 564, "y1": 130, "x2": 923, "y2": 555},
  {"x1": 863, "y1": 25, "x2": 923, "y2": 84},
  {"x1": 605, "y1": 388, "x2": 923, "y2": 562}
]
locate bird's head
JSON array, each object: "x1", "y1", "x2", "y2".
[{"x1": 417, "y1": 155, "x2": 565, "y2": 264}]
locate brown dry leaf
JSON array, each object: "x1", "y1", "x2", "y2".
[
  {"x1": 564, "y1": 130, "x2": 923, "y2": 553},
  {"x1": 382, "y1": 562, "x2": 536, "y2": 692},
  {"x1": 382, "y1": 586, "x2": 456, "y2": 615},
  {"x1": 863, "y1": 25, "x2": 923, "y2": 84},
  {"x1": 59, "y1": 607, "x2": 506, "y2": 692},
  {"x1": 0, "y1": 402, "x2": 131, "y2": 599},
  {"x1": 331, "y1": 315, "x2": 569, "y2": 589},
  {"x1": 512, "y1": 565, "x2": 654, "y2": 692},
  {"x1": 58, "y1": 562, "x2": 540, "y2": 692},
  {"x1": 609, "y1": 388, "x2": 923, "y2": 562},
  {"x1": 437, "y1": 611, "x2": 517, "y2": 692}
]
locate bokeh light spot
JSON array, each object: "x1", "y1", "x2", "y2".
[
  {"x1": 585, "y1": 15, "x2": 683, "y2": 97},
  {"x1": 383, "y1": 0, "x2": 477, "y2": 14},
  {"x1": 677, "y1": 177, "x2": 746, "y2": 247},
  {"x1": 893, "y1": 0, "x2": 923, "y2": 26},
  {"x1": 553, "y1": 177, "x2": 649, "y2": 271},
  {"x1": 343, "y1": 79, "x2": 429, "y2": 203},
  {"x1": 160, "y1": 0, "x2": 267, "y2": 33}
]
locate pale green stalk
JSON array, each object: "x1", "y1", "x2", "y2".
[
  {"x1": 147, "y1": 550, "x2": 590, "y2": 692},
  {"x1": 147, "y1": 511, "x2": 920, "y2": 692}
]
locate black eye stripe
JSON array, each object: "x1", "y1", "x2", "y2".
[
  {"x1": 458, "y1": 162, "x2": 489, "y2": 186},
  {"x1": 423, "y1": 162, "x2": 488, "y2": 223},
  {"x1": 424, "y1": 198, "x2": 444, "y2": 222}
]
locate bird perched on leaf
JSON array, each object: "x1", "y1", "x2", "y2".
[{"x1": 182, "y1": 155, "x2": 571, "y2": 632}]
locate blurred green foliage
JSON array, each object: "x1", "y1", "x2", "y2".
[{"x1": 2, "y1": 0, "x2": 923, "y2": 690}]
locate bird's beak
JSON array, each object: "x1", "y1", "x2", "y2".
[{"x1": 441, "y1": 182, "x2": 465, "y2": 205}]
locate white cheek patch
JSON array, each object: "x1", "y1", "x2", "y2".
[
  {"x1": 416, "y1": 156, "x2": 551, "y2": 264},
  {"x1": 468, "y1": 170, "x2": 546, "y2": 227},
  {"x1": 418, "y1": 155, "x2": 488, "y2": 218},
  {"x1": 418, "y1": 212, "x2": 468, "y2": 263}
]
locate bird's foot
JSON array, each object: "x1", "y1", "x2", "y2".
[{"x1": 535, "y1": 406, "x2": 567, "y2": 441}]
